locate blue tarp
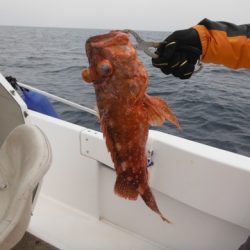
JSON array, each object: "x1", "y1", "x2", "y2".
[{"x1": 22, "y1": 90, "x2": 59, "y2": 118}]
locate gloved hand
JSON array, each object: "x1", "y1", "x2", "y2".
[{"x1": 152, "y1": 28, "x2": 202, "y2": 79}]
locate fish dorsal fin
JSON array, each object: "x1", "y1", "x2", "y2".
[
  {"x1": 143, "y1": 94, "x2": 181, "y2": 129},
  {"x1": 100, "y1": 116, "x2": 114, "y2": 155}
]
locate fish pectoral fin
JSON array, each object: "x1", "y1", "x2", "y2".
[{"x1": 143, "y1": 94, "x2": 181, "y2": 129}]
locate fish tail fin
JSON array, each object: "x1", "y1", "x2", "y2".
[
  {"x1": 140, "y1": 186, "x2": 172, "y2": 223},
  {"x1": 114, "y1": 174, "x2": 139, "y2": 200},
  {"x1": 143, "y1": 94, "x2": 181, "y2": 129}
]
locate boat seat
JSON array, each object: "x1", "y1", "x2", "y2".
[{"x1": 0, "y1": 124, "x2": 52, "y2": 250}]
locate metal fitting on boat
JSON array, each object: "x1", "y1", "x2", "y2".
[{"x1": 0, "y1": 183, "x2": 8, "y2": 190}]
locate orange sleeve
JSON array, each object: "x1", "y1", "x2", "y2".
[{"x1": 193, "y1": 19, "x2": 250, "y2": 69}]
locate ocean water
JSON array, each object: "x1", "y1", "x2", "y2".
[{"x1": 0, "y1": 25, "x2": 249, "y2": 157}]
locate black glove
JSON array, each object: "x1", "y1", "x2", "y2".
[{"x1": 152, "y1": 28, "x2": 202, "y2": 79}]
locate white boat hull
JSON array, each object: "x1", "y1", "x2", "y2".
[
  {"x1": 0, "y1": 74, "x2": 249, "y2": 250},
  {"x1": 28, "y1": 111, "x2": 250, "y2": 250}
]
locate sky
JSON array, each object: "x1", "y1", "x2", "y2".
[{"x1": 0, "y1": 0, "x2": 249, "y2": 31}]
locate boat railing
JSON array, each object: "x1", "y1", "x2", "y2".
[{"x1": 17, "y1": 82, "x2": 97, "y2": 116}]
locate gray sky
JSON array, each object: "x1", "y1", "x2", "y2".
[{"x1": 1, "y1": 0, "x2": 249, "y2": 31}]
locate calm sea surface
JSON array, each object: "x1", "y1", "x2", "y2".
[{"x1": 0, "y1": 25, "x2": 249, "y2": 157}]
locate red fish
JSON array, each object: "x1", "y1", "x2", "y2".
[{"x1": 82, "y1": 31, "x2": 180, "y2": 222}]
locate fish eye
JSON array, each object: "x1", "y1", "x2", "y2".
[
  {"x1": 97, "y1": 60, "x2": 113, "y2": 76},
  {"x1": 100, "y1": 64, "x2": 111, "y2": 74}
]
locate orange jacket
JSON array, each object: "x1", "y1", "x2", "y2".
[{"x1": 193, "y1": 19, "x2": 250, "y2": 69}]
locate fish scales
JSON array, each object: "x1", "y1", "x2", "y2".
[{"x1": 82, "y1": 31, "x2": 180, "y2": 223}]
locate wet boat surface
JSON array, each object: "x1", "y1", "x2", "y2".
[{"x1": 12, "y1": 233, "x2": 59, "y2": 250}]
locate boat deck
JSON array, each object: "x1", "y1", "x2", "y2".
[{"x1": 12, "y1": 233, "x2": 58, "y2": 250}]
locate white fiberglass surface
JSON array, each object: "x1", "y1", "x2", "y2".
[{"x1": 28, "y1": 111, "x2": 250, "y2": 250}]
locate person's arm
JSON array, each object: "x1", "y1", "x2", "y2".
[
  {"x1": 152, "y1": 19, "x2": 250, "y2": 79},
  {"x1": 194, "y1": 18, "x2": 250, "y2": 69}
]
